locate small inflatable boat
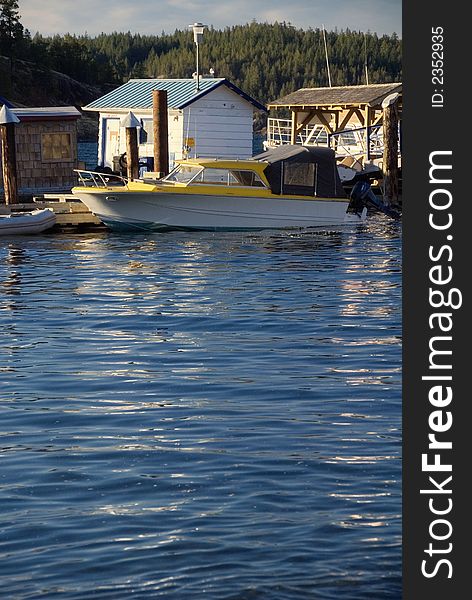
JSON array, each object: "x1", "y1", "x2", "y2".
[{"x1": 0, "y1": 208, "x2": 56, "y2": 235}]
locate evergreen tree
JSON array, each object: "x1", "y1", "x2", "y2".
[
  {"x1": 0, "y1": 0, "x2": 24, "y2": 56},
  {"x1": 10, "y1": 22, "x2": 401, "y2": 107}
]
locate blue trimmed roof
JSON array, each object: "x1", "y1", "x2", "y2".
[
  {"x1": 83, "y1": 78, "x2": 266, "y2": 112},
  {"x1": 0, "y1": 95, "x2": 14, "y2": 108}
]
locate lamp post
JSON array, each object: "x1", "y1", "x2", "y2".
[{"x1": 189, "y1": 22, "x2": 207, "y2": 91}]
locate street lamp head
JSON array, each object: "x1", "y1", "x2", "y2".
[{"x1": 189, "y1": 22, "x2": 207, "y2": 44}]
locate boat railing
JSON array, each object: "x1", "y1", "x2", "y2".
[
  {"x1": 74, "y1": 169, "x2": 128, "y2": 188},
  {"x1": 266, "y1": 118, "x2": 328, "y2": 148},
  {"x1": 266, "y1": 119, "x2": 401, "y2": 161},
  {"x1": 328, "y1": 125, "x2": 382, "y2": 160}
]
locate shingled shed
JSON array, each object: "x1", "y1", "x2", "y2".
[
  {"x1": 0, "y1": 106, "x2": 81, "y2": 197},
  {"x1": 267, "y1": 83, "x2": 402, "y2": 162}
]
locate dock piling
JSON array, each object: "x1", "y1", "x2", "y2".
[
  {"x1": 382, "y1": 93, "x2": 400, "y2": 207},
  {"x1": 153, "y1": 90, "x2": 169, "y2": 177},
  {"x1": 120, "y1": 112, "x2": 141, "y2": 181},
  {"x1": 0, "y1": 105, "x2": 20, "y2": 205}
]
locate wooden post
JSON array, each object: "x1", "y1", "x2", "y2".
[
  {"x1": 364, "y1": 105, "x2": 372, "y2": 162},
  {"x1": 120, "y1": 111, "x2": 140, "y2": 181},
  {"x1": 0, "y1": 105, "x2": 20, "y2": 205},
  {"x1": 290, "y1": 111, "x2": 297, "y2": 145},
  {"x1": 382, "y1": 93, "x2": 400, "y2": 207},
  {"x1": 153, "y1": 90, "x2": 169, "y2": 177},
  {"x1": 125, "y1": 127, "x2": 139, "y2": 181}
]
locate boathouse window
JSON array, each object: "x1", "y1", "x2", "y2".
[
  {"x1": 41, "y1": 133, "x2": 73, "y2": 162},
  {"x1": 139, "y1": 120, "x2": 154, "y2": 145}
]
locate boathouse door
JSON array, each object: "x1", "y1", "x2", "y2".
[{"x1": 103, "y1": 118, "x2": 121, "y2": 169}]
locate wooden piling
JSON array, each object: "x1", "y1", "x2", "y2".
[
  {"x1": 0, "y1": 106, "x2": 20, "y2": 205},
  {"x1": 120, "y1": 111, "x2": 141, "y2": 181},
  {"x1": 382, "y1": 93, "x2": 400, "y2": 207},
  {"x1": 153, "y1": 90, "x2": 169, "y2": 177},
  {"x1": 125, "y1": 127, "x2": 139, "y2": 181}
]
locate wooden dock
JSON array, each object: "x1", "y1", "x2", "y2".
[{"x1": 5, "y1": 194, "x2": 106, "y2": 232}]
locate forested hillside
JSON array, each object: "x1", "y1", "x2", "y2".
[{"x1": 2, "y1": 0, "x2": 401, "y2": 107}]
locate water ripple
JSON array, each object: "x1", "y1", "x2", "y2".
[{"x1": 0, "y1": 219, "x2": 401, "y2": 599}]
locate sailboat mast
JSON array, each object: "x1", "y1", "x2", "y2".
[
  {"x1": 322, "y1": 25, "x2": 332, "y2": 87},
  {"x1": 364, "y1": 33, "x2": 370, "y2": 85}
]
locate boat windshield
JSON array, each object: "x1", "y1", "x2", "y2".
[
  {"x1": 163, "y1": 165, "x2": 202, "y2": 183},
  {"x1": 163, "y1": 164, "x2": 268, "y2": 188}
]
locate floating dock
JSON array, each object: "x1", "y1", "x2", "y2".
[{"x1": 5, "y1": 194, "x2": 106, "y2": 232}]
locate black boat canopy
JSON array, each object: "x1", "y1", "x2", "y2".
[{"x1": 253, "y1": 145, "x2": 346, "y2": 198}]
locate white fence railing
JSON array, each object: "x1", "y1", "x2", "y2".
[
  {"x1": 266, "y1": 118, "x2": 400, "y2": 161},
  {"x1": 266, "y1": 119, "x2": 328, "y2": 147}
]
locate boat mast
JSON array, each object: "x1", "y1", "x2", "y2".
[
  {"x1": 322, "y1": 25, "x2": 332, "y2": 87},
  {"x1": 364, "y1": 33, "x2": 370, "y2": 85}
]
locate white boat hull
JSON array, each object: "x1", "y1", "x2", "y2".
[
  {"x1": 0, "y1": 209, "x2": 56, "y2": 236},
  {"x1": 73, "y1": 190, "x2": 366, "y2": 231}
]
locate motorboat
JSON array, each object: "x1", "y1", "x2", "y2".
[
  {"x1": 0, "y1": 208, "x2": 56, "y2": 235},
  {"x1": 72, "y1": 145, "x2": 397, "y2": 232}
]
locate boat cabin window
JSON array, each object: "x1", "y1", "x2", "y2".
[
  {"x1": 193, "y1": 168, "x2": 228, "y2": 184},
  {"x1": 164, "y1": 165, "x2": 267, "y2": 188},
  {"x1": 282, "y1": 162, "x2": 317, "y2": 195},
  {"x1": 163, "y1": 165, "x2": 202, "y2": 183},
  {"x1": 191, "y1": 168, "x2": 266, "y2": 188},
  {"x1": 229, "y1": 170, "x2": 265, "y2": 187}
]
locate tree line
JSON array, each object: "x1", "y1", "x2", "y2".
[{"x1": 1, "y1": 0, "x2": 401, "y2": 105}]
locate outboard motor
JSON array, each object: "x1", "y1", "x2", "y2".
[{"x1": 349, "y1": 180, "x2": 401, "y2": 220}]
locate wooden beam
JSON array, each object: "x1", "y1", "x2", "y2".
[
  {"x1": 294, "y1": 110, "x2": 317, "y2": 136},
  {"x1": 352, "y1": 108, "x2": 365, "y2": 125},
  {"x1": 314, "y1": 110, "x2": 334, "y2": 134},
  {"x1": 337, "y1": 108, "x2": 356, "y2": 132},
  {"x1": 372, "y1": 111, "x2": 384, "y2": 126},
  {"x1": 334, "y1": 111, "x2": 340, "y2": 132}
]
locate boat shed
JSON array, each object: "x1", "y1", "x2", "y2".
[
  {"x1": 0, "y1": 106, "x2": 81, "y2": 197},
  {"x1": 83, "y1": 78, "x2": 267, "y2": 171},
  {"x1": 266, "y1": 83, "x2": 402, "y2": 162}
]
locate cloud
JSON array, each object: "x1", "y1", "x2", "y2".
[{"x1": 19, "y1": 0, "x2": 401, "y2": 36}]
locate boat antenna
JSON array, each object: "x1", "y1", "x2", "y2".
[
  {"x1": 364, "y1": 33, "x2": 370, "y2": 85},
  {"x1": 322, "y1": 25, "x2": 332, "y2": 87}
]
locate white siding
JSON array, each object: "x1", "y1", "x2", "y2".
[
  {"x1": 182, "y1": 86, "x2": 254, "y2": 159},
  {"x1": 167, "y1": 109, "x2": 183, "y2": 166},
  {"x1": 98, "y1": 84, "x2": 256, "y2": 169}
]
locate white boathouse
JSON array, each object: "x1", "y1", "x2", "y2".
[{"x1": 83, "y1": 78, "x2": 266, "y2": 171}]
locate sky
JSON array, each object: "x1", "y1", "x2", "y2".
[{"x1": 19, "y1": 0, "x2": 402, "y2": 37}]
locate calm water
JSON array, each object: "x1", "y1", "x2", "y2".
[{"x1": 0, "y1": 220, "x2": 401, "y2": 599}]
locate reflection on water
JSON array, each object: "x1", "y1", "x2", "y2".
[{"x1": 0, "y1": 218, "x2": 401, "y2": 599}]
